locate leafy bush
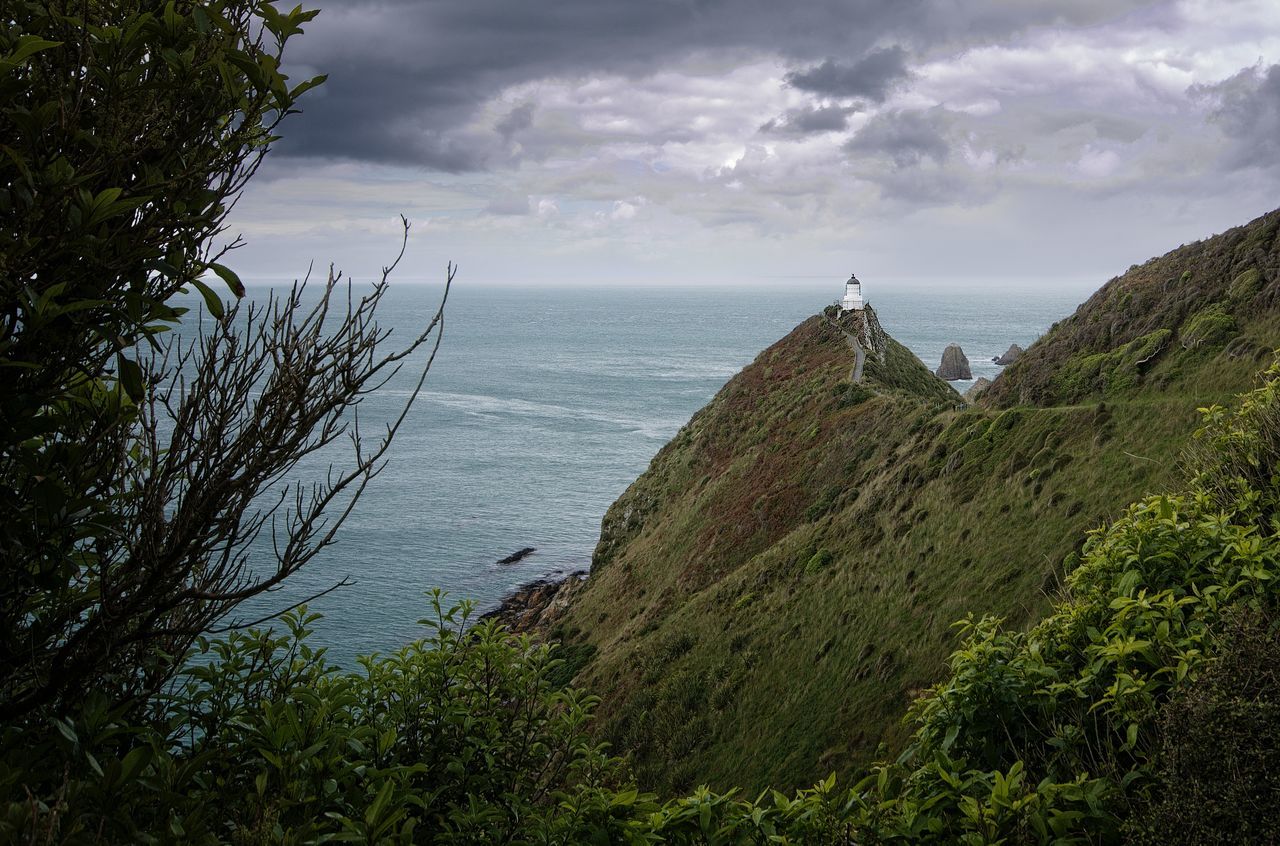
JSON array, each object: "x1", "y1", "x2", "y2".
[
  {"x1": 1128, "y1": 608, "x2": 1280, "y2": 844},
  {"x1": 1179, "y1": 303, "x2": 1235, "y2": 349},
  {"x1": 1228, "y1": 267, "x2": 1262, "y2": 301},
  {"x1": 0, "y1": 0, "x2": 454, "y2": 730},
  {"x1": 1056, "y1": 329, "x2": 1171, "y2": 400},
  {"x1": 806, "y1": 548, "x2": 835, "y2": 574},
  {"x1": 829, "y1": 357, "x2": 1280, "y2": 841},
  {"x1": 0, "y1": 592, "x2": 642, "y2": 844}
]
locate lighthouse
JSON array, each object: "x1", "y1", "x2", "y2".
[{"x1": 840, "y1": 272, "x2": 864, "y2": 311}]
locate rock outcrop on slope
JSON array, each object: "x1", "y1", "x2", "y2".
[
  {"x1": 481, "y1": 572, "x2": 587, "y2": 635},
  {"x1": 963, "y1": 377, "x2": 992, "y2": 401},
  {"x1": 994, "y1": 344, "x2": 1024, "y2": 365},
  {"x1": 935, "y1": 343, "x2": 972, "y2": 380},
  {"x1": 548, "y1": 208, "x2": 1280, "y2": 797}
]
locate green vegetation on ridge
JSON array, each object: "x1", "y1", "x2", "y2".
[
  {"x1": 553, "y1": 208, "x2": 1280, "y2": 796},
  {"x1": 986, "y1": 211, "x2": 1280, "y2": 408}
]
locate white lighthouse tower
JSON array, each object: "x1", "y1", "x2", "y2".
[{"x1": 840, "y1": 272, "x2": 864, "y2": 311}]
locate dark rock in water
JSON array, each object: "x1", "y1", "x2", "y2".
[
  {"x1": 481, "y1": 572, "x2": 588, "y2": 635},
  {"x1": 963, "y1": 377, "x2": 992, "y2": 402},
  {"x1": 993, "y1": 344, "x2": 1024, "y2": 365},
  {"x1": 497, "y1": 547, "x2": 536, "y2": 565},
  {"x1": 935, "y1": 344, "x2": 972, "y2": 381}
]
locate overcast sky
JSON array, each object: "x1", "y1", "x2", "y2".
[{"x1": 227, "y1": 0, "x2": 1280, "y2": 291}]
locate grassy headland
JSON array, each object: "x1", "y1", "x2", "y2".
[{"x1": 551, "y1": 208, "x2": 1280, "y2": 795}]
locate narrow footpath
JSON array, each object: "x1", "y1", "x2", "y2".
[{"x1": 823, "y1": 311, "x2": 866, "y2": 382}]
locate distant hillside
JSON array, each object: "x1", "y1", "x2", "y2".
[
  {"x1": 550, "y1": 208, "x2": 1280, "y2": 795},
  {"x1": 986, "y1": 209, "x2": 1280, "y2": 407}
]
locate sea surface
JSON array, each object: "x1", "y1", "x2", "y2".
[{"x1": 218, "y1": 283, "x2": 1085, "y2": 663}]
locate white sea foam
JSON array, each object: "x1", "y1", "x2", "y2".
[{"x1": 421, "y1": 390, "x2": 678, "y2": 439}]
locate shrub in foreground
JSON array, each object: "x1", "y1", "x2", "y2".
[{"x1": 0, "y1": 594, "x2": 637, "y2": 844}]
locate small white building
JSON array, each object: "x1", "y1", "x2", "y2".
[{"x1": 840, "y1": 272, "x2": 864, "y2": 311}]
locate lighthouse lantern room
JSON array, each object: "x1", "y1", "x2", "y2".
[{"x1": 840, "y1": 272, "x2": 864, "y2": 311}]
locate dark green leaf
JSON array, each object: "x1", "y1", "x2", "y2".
[
  {"x1": 117, "y1": 355, "x2": 144, "y2": 401},
  {"x1": 1, "y1": 36, "x2": 63, "y2": 67},
  {"x1": 208, "y1": 262, "x2": 246, "y2": 298},
  {"x1": 190, "y1": 278, "x2": 225, "y2": 319}
]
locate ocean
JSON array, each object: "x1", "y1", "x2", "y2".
[{"x1": 223, "y1": 282, "x2": 1087, "y2": 663}]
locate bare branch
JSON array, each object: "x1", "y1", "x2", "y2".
[{"x1": 1, "y1": 217, "x2": 451, "y2": 721}]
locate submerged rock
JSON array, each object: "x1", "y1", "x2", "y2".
[
  {"x1": 935, "y1": 344, "x2": 972, "y2": 381},
  {"x1": 497, "y1": 547, "x2": 536, "y2": 565},
  {"x1": 994, "y1": 344, "x2": 1024, "y2": 365},
  {"x1": 963, "y1": 377, "x2": 992, "y2": 402}
]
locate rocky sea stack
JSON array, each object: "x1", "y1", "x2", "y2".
[
  {"x1": 935, "y1": 343, "x2": 972, "y2": 380},
  {"x1": 994, "y1": 344, "x2": 1024, "y2": 365}
]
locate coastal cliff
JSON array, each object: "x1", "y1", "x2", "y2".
[{"x1": 543, "y1": 209, "x2": 1280, "y2": 795}]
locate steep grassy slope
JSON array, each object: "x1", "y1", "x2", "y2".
[
  {"x1": 985, "y1": 209, "x2": 1280, "y2": 408},
  {"x1": 554, "y1": 208, "x2": 1280, "y2": 795}
]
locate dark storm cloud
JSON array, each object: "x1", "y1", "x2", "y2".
[
  {"x1": 280, "y1": 0, "x2": 1160, "y2": 170},
  {"x1": 760, "y1": 104, "x2": 859, "y2": 134},
  {"x1": 495, "y1": 102, "x2": 535, "y2": 141},
  {"x1": 784, "y1": 47, "x2": 910, "y2": 102},
  {"x1": 1207, "y1": 64, "x2": 1280, "y2": 171},
  {"x1": 282, "y1": 0, "x2": 921, "y2": 169},
  {"x1": 844, "y1": 108, "x2": 952, "y2": 168}
]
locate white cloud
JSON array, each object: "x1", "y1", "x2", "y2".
[
  {"x1": 229, "y1": 1, "x2": 1280, "y2": 288},
  {"x1": 1075, "y1": 146, "x2": 1122, "y2": 179},
  {"x1": 610, "y1": 200, "x2": 640, "y2": 220}
]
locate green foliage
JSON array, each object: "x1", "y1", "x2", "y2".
[
  {"x1": 833, "y1": 381, "x2": 874, "y2": 408},
  {"x1": 1228, "y1": 267, "x2": 1262, "y2": 301},
  {"x1": 567, "y1": 259, "x2": 1258, "y2": 792},
  {"x1": 4, "y1": 360, "x2": 1280, "y2": 843},
  {"x1": 836, "y1": 358, "x2": 1280, "y2": 841},
  {"x1": 1186, "y1": 360, "x2": 1280, "y2": 526},
  {"x1": 1180, "y1": 303, "x2": 1236, "y2": 349},
  {"x1": 0, "y1": 592, "x2": 638, "y2": 844},
  {"x1": 804, "y1": 487, "x2": 842, "y2": 522},
  {"x1": 1, "y1": 0, "x2": 323, "y2": 720},
  {"x1": 864, "y1": 333, "x2": 961, "y2": 404},
  {"x1": 571, "y1": 354, "x2": 1280, "y2": 842},
  {"x1": 1127, "y1": 608, "x2": 1280, "y2": 844},
  {"x1": 1056, "y1": 329, "x2": 1171, "y2": 400},
  {"x1": 546, "y1": 641, "x2": 599, "y2": 689},
  {"x1": 6, "y1": 61, "x2": 1273, "y2": 838},
  {"x1": 986, "y1": 208, "x2": 1278, "y2": 408},
  {"x1": 806, "y1": 548, "x2": 835, "y2": 574}
]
